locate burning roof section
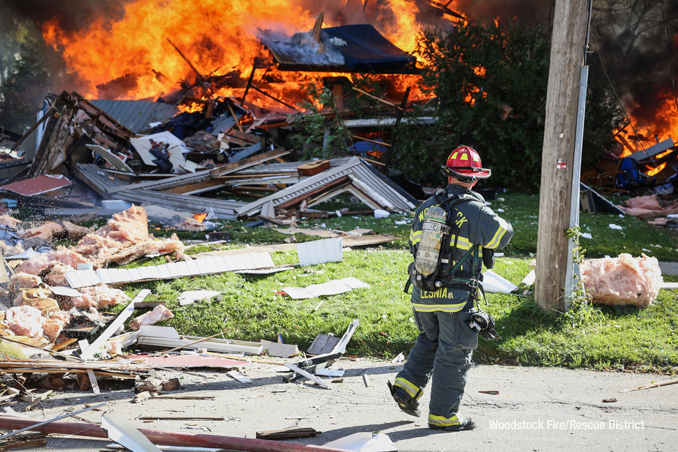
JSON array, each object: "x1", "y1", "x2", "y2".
[{"x1": 260, "y1": 24, "x2": 418, "y2": 73}]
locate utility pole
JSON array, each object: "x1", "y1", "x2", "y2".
[{"x1": 535, "y1": 0, "x2": 590, "y2": 312}]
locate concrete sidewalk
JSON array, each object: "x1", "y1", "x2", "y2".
[{"x1": 2, "y1": 360, "x2": 676, "y2": 452}]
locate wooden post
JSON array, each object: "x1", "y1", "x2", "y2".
[{"x1": 534, "y1": 0, "x2": 589, "y2": 312}]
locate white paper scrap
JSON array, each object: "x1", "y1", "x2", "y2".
[
  {"x1": 609, "y1": 224, "x2": 623, "y2": 230},
  {"x1": 581, "y1": 232, "x2": 593, "y2": 239},
  {"x1": 481, "y1": 270, "x2": 518, "y2": 293},
  {"x1": 5, "y1": 248, "x2": 41, "y2": 260},
  {"x1": 283, "y1": 277, "x2": 370, "y2": 300},
  {"x1": 520, "y1": 269, "x2": 536, "y2": 287},
  {"x1": 324, "y1": 432, "x2": 397, "y2": 452},
  {"x1": 178, "y1": 290, "x2": 221, "y2": 306},
  {"x1": 49, "y1": 286, "x2": 84, "y2": 297}
]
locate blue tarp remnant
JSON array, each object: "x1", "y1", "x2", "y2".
[
  {"x1": 324, "y1": 25, "x2": 416, "y2": 72},
  {"x1": 260, "y1": 24, "x2": 417, "y2": 73}
]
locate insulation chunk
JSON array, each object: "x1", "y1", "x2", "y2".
[
  {"x1": 71, "y1": 285, "x2": 131, "y2": 310},
  {"x1": 73, "y1": 206, "x2": 183, "y2": 267},
  {"x1": 16, "y1": 248, "x2": 90, "y2": 276},
  {"x1": 620, "y1": 194, "x2": 678, "y2": 219},
  {"x1": 21, "y1": 222, "x2": 65, "y2": 240},
  {"x1": 581, "y1": 254, "x2": 662, "y2": 308},
  {"x1": 129, "y1": 305, "x2": 174, "y2": 331},
  {"x1": 43, "y1": 310, "x2": 71, "y2": 342},
  {"x1": 0, "y1": 215, "x2": 22, "y2": 228},
  {"x1": 5, "y1": 306, "x2": 45, "y2": 337},
  {"x1": 8, "y1": 273, "x2": 43, "y2": 295},
  {"x1": 63, "y1": 221, "x2": 93, "y2": 240}
]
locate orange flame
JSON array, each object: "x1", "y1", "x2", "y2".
[
  {"x1": 618, "y1": 87, "x2": 678, "y2": 160},
  {"x1": 193, "y1": 212, "x2": 208, "y2": 223},
  {"x1": 40, "y1": 0, "x2": 426, "y2": 105},
  {"x1": 646, "y1": 162, "x2": 667, "y2": 177}
]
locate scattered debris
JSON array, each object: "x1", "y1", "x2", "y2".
[
  {"x1": 256, "y1": 427, "x2": 321, "y2": 440},
  {"x1": 620, "y1": 378, "x2": 678, "y2": 393},
  {"x1": 282, "y1": 277, "x2": 369, "y2": 300},
  {"x1": 581, "y1": 254, "x2": 662, "y2": 307},
  {"x1": 129, "y1": 305, "x2": 174, "y2": 331},
  {"x1": 324, "y1": 432, "x2": 397, "y2": 452},
  {"x1": 178, "y1": 290, "x2": 221, "y2": 306}
]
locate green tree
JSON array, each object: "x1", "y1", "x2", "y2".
[
  {"x1": 0, "y1": 10, "x2": 66, "y2": 133},
  {"x1": 393, "y1": 22, "x2": 624, "y2": 191}
]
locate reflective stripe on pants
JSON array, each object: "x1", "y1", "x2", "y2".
[{"x1": 395, "y1": 306, "x2": 477, "y2": 419}]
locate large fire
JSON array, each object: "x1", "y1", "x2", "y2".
[
  {"x1": 619, "y1": 87, "x2": 678, "y2": 158},
  {"x1": 37, "y1": 0, "x2": 678, "y2": 176},
  {"x1": 40, "y1": 0, "x2": 427, "y2": 106}
]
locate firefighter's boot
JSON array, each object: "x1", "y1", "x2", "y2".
[
  {"x1": 428, "y1": 414, "x2": 476, "y2": 431},
  {"x1": 388, "y1": 381, "x2": 421, "y2": 417}
]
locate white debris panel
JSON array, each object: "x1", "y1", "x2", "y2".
[{"x1": 580, "y1": 254, "x2": 663, "y2": 308}]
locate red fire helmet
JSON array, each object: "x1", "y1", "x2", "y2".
[{"x1": 440, "y1": 145, "x2": 491, "y2": 182}]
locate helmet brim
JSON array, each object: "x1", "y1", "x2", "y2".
[{"x1": 440, "y1": 166, "x2": 491, "y2": 182}]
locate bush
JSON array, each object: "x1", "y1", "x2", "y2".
[{"x1": 393, "y1": 22, "x2": 624, "y2": 191}]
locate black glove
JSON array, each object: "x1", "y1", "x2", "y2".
[{"x1": 467, "y1": 309, "x2": 498, "y2": 341}]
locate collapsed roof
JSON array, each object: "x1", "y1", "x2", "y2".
[{"x1": 260, "y1": 24, "x2": 418, "y2": 74}]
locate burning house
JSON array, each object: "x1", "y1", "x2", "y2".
[{"x1": 0, "y1": 0, "x2": 676, "y2": 214}]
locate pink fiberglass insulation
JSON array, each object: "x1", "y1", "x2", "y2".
[
  {"x1": 620, "y1": 195, "x2": 678, "y2": 219},
  {"x1": 7, "y1": 273, "x2": 42, "y2": 294},
  {"x1": 16, "y1": 248, "x2": 90, "y2": 276},
  {"x1": 74, "y1": 206, "x2": 182, "y2": 267},
  {"x1": 108, "y1": 237, "x2": 184, "y2": 266},
  {"x1": 43, "y1": 310, "x2": 71, "y2": 342},
  {"x1": 41, "y1": 263, "x2": 75, "y2": 287},
  {"x1": 63, "y1": 221, "x2": 92, "y2": 240},
  {"x1": 0, "y1": 215, "x2": 21, "y2": 228},
  {"x1": 581, "y1": 254, "x2": 662, "y2": 308},
  {"x1": 71, "y1": 285, "x2": 131, "y2": 310},
  {"x1": 5, "y1": 306, "x2": 45, "y2": 337},
  {"x1": 625, "y1": 195, "x2": 662, "y2": 210},
  {"x1": 129, "y1": 305, "x2": 174, "y2": 331},
  {"x1": 104, "y1": 341, "x2": 122, "y2": 355},
  {"x1": 21, "y1": 222, "x2": 65, "y2": 240},
  {"x1": 0, "y1": 240, "x2": 24, "y2": 257}
]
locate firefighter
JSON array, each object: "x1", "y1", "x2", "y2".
[{"x1": 388, "y1": 145, "x2": 513, "y2": 431}]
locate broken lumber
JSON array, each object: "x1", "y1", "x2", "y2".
[
  {"x1": 0, "y1": 416, "x2": 347, "y2": 452},
  {"x1": 284, "y1": 363, "x2": 331, "y2": 390},
  {"x1": 256, "y1": 427, "x2": 321, "y2": 440},
  {"x1": 80, "y1": 289, "x2": 151, "y2": 359},
  {"x1": 620, "y1": 378, "x2": 678, "y2": 393}
]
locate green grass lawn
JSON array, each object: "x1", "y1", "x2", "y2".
[{"x1": 109, "y1": 192, "x2": 678, "y2": 372}]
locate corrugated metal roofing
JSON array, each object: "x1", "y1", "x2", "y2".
[
  {"x1": 236, "y1": 157, "x2": 416, "y2": 216},
  {"x1": 90, "y1": 100, "x2": 179, "y2": 133},
  {"x1": 75, "y1": 164, "x2": 243, "y2": 220}
]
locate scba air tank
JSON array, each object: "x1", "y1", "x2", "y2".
[{"x1": 415, "y1": 206, "x2": 448, "y2": 276}]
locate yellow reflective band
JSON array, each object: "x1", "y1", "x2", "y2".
[
  {"x1": 411, "y1": 302, "x2": 467, "y2": 313},
  {"x1": 428, "y1": 414, "x2": 460, "y2": 426},
  {"x1": 449, "y1": 235, "x2": 472, "y2": 250},
  {"x1": 410, "y1": 230, "x2": 421, "y2": 245},
  {"x1": 394, "y1": 377, "x2": 422, "y2": 400},
  {"x1": 460, "y1": 153, "x2": 468, "y2": 161},
  {"x1": 486, "y1": 217, "x2": 509, "y2": 249}
]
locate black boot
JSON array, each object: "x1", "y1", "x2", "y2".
[
  {"x1": 387, "y1": 381, "x2": 421, "y2": 417},
  {"x1": 429, "y1": 417, "x2": 476, "y2": 431}
]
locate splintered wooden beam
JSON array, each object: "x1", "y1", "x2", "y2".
[
  {"x1": 351, "y1": 87, "x2": 402, "y2": 110},
  {"x1": 284, "y1": 363, "x2": 331, "y2": 389},
  {"x1": 167, "y1": 39, "x2": 204, "y2": 79}
]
